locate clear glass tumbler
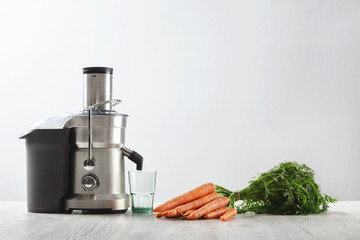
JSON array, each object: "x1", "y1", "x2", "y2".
[{"x1": 128, "y1": 170, "x2": 157, "y2": 213}]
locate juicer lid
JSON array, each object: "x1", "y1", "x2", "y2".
[
  {"x1": 83, "y1": 67, "x2": 113, "y2": 74},
  {"x1": 19, "y1": 114, "x2": 74, "y2": 139},
  {"x1": 19, "y1": 112, "x2": 129, "y2": 139}
]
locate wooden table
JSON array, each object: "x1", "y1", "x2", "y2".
[{"x1": 0, "y1": 201, "x2": 359, "y2": 240}]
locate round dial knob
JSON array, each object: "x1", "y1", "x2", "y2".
[{"x1": 81, "y1": 175, "x2": 97, "y2": 191}]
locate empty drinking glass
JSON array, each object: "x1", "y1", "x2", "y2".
[{"x1": 128, "y1": 170, "x2": 157, "y2": 213}]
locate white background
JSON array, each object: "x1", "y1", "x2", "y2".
[{"x1": 0, "y1": 0, "x2": 359, "y2": 202}]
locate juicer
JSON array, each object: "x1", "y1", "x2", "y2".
[{"x1": 21, "y1": 67, "x2": 143, "y2": 213}]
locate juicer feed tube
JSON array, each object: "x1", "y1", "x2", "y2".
[{"x1": 83, "y1": 68, "x2": 113, "y2": 112}]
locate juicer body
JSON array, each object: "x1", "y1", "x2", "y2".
[
  {"x1": 65, "y1": 113, "x2": 130, "y2": 212},
  {"x1": 21, "y1": 67, "x2": 143, "y2": 213}
]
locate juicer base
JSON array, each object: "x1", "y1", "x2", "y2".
[
  {"x1": 68, "y1": 209, "x2": 128, "y2": 214},
  {"x1": 65, "y1": 193, "x2": 129, "y2": 212}
]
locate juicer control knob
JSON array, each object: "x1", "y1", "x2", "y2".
[{"x1": 81, "y1": 174, "x2": 98, "y2": 191}]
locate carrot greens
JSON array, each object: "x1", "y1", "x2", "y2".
[{"x1": 216, "y1": 161, "x2": 337, "y2": 215}]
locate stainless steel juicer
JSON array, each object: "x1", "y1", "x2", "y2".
[{"x1": 21, "y1": 67, "x2": 143, "y2": 213}]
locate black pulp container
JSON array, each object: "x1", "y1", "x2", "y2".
[{"x1": 22, "y1": 129, "x2": 70, "y2": 213}]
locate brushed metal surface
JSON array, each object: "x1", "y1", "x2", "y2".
[
  {"x1": 83, "y1": 73, "x2": 112, "y2": 111},
  {"x1": 67, "y1": 114, "x2": 127, "y2": 128},
  {"x1": 68, "y1": 149, "x2": 125, "y2": 195},
  {"x1": 65, "y1": 194, "x2": 129, "y2": 211},
  {"x1": 67, "y1": 114, "x2": 127, "y2": 149},
  {"x1": 65, "y1": 114, "x2": 130, "y2": 211}
]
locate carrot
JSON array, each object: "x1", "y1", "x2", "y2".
[
  {"x1": 187, "y1": 197, "x2": 230, "y2": 220},
  {"x1": 153, "y1": 183, "x2": 215, "y2": 213},
  {"x1": 156, "y1": 210, "x2": 169, "y2": 218},
  {"x1": 220, "y1": 208, "x2": 237, "y2": 221},
  {"x1": 167, "y1": 192, "x2": 219, "y2": 217},
  {"x1": 204, "y1": 207, "x2": 230, "y2": 219},
  {"x1": 184, "y1": 209, "x2": 196, "y2": 216}
]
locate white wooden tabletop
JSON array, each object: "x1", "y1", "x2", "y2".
[{"x1": 0, "y1": 201, "x2": 359, "y2": 240}]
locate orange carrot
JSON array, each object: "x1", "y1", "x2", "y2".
[
  {"x1": 153, "y1": 183, "x2": 215, "y2": 213},
  {"x1": 204, "y1": 207, "x2": 230, "y2": 219},
  {"x1": 184, "y1": 209, "x2": 196, "y2": 216},
  {"x1": 220, "y1": 208, "x2": 237, "y2": 221},
  {"x1": 167, "y1": 192, "x2": 219, "y2": 217},
  {"x1": 156, "y1": 210, "x2": 169, "y2": 218},
  {"x1": 187, "y1": 197, "x2": 230, "y2": 220}
]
